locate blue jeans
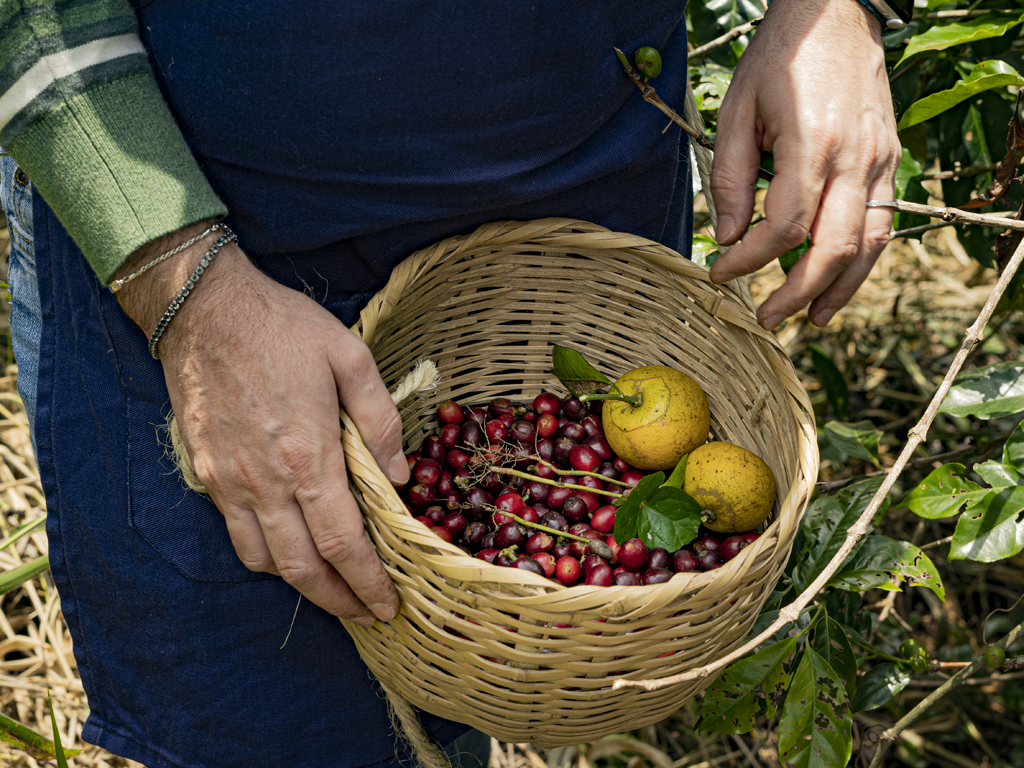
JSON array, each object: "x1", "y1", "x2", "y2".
[{"x1": 0, "y1": 152, "x2": 41, "y2": 444}]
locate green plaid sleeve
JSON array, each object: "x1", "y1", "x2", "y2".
[{"x1": 0, "y1": 0, "x2": 226, "y2": 283}]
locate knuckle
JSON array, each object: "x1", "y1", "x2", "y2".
[
  {"x1": 863, "y1": 227, "x2": 891, "y2": 255},
  {"x1": 774, "y1": 219, "x2": 810, "y2": 251},
  {"x1": 274, "y1": 436, "x2": 319, "y2": 481},
  {"x1": 276, "y1": 558, "x2": 320, "y2": 590},
  {"x1": 237, "y1": 552, "x2": 274, "y2": 573},
  {"x1": 313, "y1": 530, "x2": 366, "y2": 565},
  {"x1": 827, "y1": 239, "x2": 860, "y2": 268}
]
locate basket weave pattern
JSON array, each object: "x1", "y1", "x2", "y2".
[{"x1": 339, "y1": 219, "x2": 817, "y2": 747}]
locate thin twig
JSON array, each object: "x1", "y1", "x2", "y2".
[
  {"x1": 866, "y1": 618, "x2": 1024, "y2": 768},
  {"x1": 890, "y1": 200, "x2": 1024, "y2": 231},
  {"x1": 688, "y1": 20, "x2": 762, "y2": 62},
  {"x1": 613, "y1": 227, "x2": 1024, "y2": 693},
  {"x1": 920, "y1": 535, "x2": 953, "y2": 552},
  {"x1": 890, "y1": 221, "x2": 956, "y2": 240}
]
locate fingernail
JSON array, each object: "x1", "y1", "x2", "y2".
[
  {"x1": 813, "y1": 309, "x2": 835, "y2": 326},
  {"x1": 716, "y1": 215, "x2": 736, "y2": 244},
  {"x1": 712, "y1": 270, "x2": 736, "y2": 284},
  {"x1": 388, "y1": 453, "x2": 410, "y2": 485},
  {"x1": 353, "y1": 615, "x2": 376, "y2": 628},
  {"x1": 371, "y1": 602, "x2": 397, "y2": 622},
  {"x1": 761, "y1": 314, "x2": 786, "y2": 331}
]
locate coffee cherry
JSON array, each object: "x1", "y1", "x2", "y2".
[
  {"x1": 985, "y1": 647, "x2": 1006, "y2": 669},
  {"x1": 476, "y1": 548, "x2": 499, "y2": 563},
  {"x1": 591, "y1": 506, "x2": 617, "y2": 534},
  {"x1": 693, "y1": 534, "x2": 721, "y2": 555},
  {"x1": 558, "y1": 422, "x2": 586, "y2": 443},
  {"x1": 613, "y1": 456, "x2": 630, "y2": 473},
  {"x1": 496, "y1": 491, "x2": 526, "y2": 516},
  {"x1": 555, "y1": 556, "x2": 582, "y2": 585},
  {"x1": 494, "y1": 550, "x2": 516, "y2": 567},
  {"x1": 414, "y1": 515, "x2": 432, "y2": 527},
  {"x1": 581, "y1": 553, "x2": 605, "y2": 576},
  {"x1": 900, "y1": 638, "x2": 924, "y2": 660},
  {"x1": 413, "y1": 458, "x2": 442, "y2": 486},
  {"x1": 525, "y1": 531, "x2": 555, "y2": 555},
  {"x1": 460, "y1": 421, "x2": 484, "y2": 447},
  {"x1": 554, "y1": 437, "x2": 577, "y2": 465},
  {"x1": 437, "y1": 400, "x2": 464, "y2": 425},
  {"x1": 520, "y1": 507, "x2": 539, "y2": 524},
  {"x1": 619, "y1": 539, "x2": 649, "y2": 572},
  {"x1": 909, "y1": 656, "x2": 930, "y2": 674},
  {"x1": 431, "y1": 526, "x2": 453, "y2": 543},
  {"x1": 580, "y1": 415, "x2": 603, "y2": 438},
  {"x1": 720, "y1": 535, "x2": 748, "y2": 562},
  {"x1": 613, "y1": 571, "x2": 640, "y2": 586},
  {"x1": 642, "y1": 568, "x2": 673, "y2": 585},
  {"x1": 533, "y1": 392, "x2": 562, "y2": 415},
  {"x1": 541, "y1": 511, "x2": 568, "y2": 532},
  {"x1": 443, "y1": 512, "x2": 468, "y2": 537},
  {"x1": 580, "y1": 475, "x2": 604, "y2": 492},
  {"x1": 552, "y1": 542, "x2": 574, "y2": 559},
  {"x1": 408, "y1": 484, "x2": 436, "y2": 508},
  {"x1": 536, "y1": 439, "x2": 555, "y2": 463},
  {"x1": 463, "y1": 521, "x2": 490, "y2": 546},
  {"x1": 424, "y1": 506, "x2": 446, "y2": 526},
  {"x1": 513, "y1": 556, "x2": 546, "y2": 576},
  {"x1": 620, "y1": 470, "x2": 645, "y2": 487},
  {"x1": 648, "y1": 547, "x2": 671, "y2": 571},
  {"x1": 672, "y1": 549, "x2": 699, "y2": 573},
  {"x1": 697, "y1": 550, "x2": 722, "y2": 571},
  {"x1": 466, "y1": 407, "x2": 488, "y2": 426},
  {"x1": 536, "y1": 413, "x2": 559, "y2": 438},
  {"x1": 569, "y1": 445, "x2": 600, "y2": 473},
  {"x1": 546, "y1": 486, "x2": 573, "y2": 510},
  {"x1": 439, "y1": 423, "x2": 461, "y2": 448},
  {"x1": 571, "y1": 530, "x2": 603, "y2": 559},
  {"x1": 481, "y1": 532, "x2": 497, "y2": 550},
  {"x1": 585, "y1": 562, "x2": 613, "y2": 586},
  {"x1": 485, "y1": 419, "x2": 509, "y2": 444},
  {"x1": 634, "y1": 46, "x2": 662, "y2": 80},
  {"x1": 599, "y1": 462, "x2": 620, "y2": 481},
  {"x1": 604, "y1": 534, "x2": 621, "y2": 564},
  {"x1": 423, "y1": 435, "x2": 447, "y2": 464},
  {"x1": 533, "y1": 552, "x2": 556, "y2": 578},
  {"x1": 571, "y1": 490, "x2": 599, "y2": 515},
  {"x1": 524, "y1": 481, "x2": 549, "y2": 505},
  {"x1": 742, "y1": 531, "x2": 761, "y2": 544},
  {"x1": 445, "y1": 449, "x2": 470, "y2": 470},
  {"x1": 436, "y1": 471, "x2": 455, "y2": 497},
  {"x1": 584, "y1": 435, "x2": 613, "y2": 460},
  {"x1": 511, "y1": 420, "x2": 536, "y2": 443},
  {"x1": 494, "y1": 522, "x2": 525, "y2": 549},
  {"x1": 561, "y1": 397, "x2": 588, "y2": 421}
]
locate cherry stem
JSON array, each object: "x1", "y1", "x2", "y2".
[
  {"x1": 579, "y1": 390, "x2": 641, "y2": 407},
  {"x1": 487, "y1": 466, "x2": 623, "y2": 498},
  {"x1": 464, "y1": 503, "x2": 614, "y2": 558},
  {"x1": 529, "y1": 455, "x2": 632, "y2": 488}
]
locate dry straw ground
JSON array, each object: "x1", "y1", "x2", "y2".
[{"x1": 0, "y1": 216, "x2": 1016, "y2": 767}]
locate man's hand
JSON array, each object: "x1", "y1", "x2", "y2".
[
  {"x1": 709, "y1": 0, "x2": 900, "y2": 330},
  {"x1": 115, "y1": 222, "x2": 405, "y2": 625}
]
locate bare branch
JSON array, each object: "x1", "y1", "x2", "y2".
[
  {"x1": 612, "y1": 229, "x2": 1024, "y2": 693},
  {"x1": 689, "y1": 20, "x2": 761, "y2": 62},
  {"x1": 891, "y1": 200, "x2": 1024, "y2": 232}
]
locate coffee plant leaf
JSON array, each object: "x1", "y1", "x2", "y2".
[
  {"x1": 778, "y1": 235, "x2": 811, "y2": 275},
  {"x1": 663, "y1": 453, "x2": 688, "y2": 489},
  {"x1": 778, "y1": 647, "x2": 853, "y2": 768},
  {"x1": 691, "y1": 234, "x2": 721, "y2": 269},
  {"x1": 550, "y1": 345, "x2": 613, "y2": 397},
  {"x1": 897, "y1": 15, "x2": 1024, "y2": 68},
  {"x1": 748, "y1": 607, "x2": 814, "y2": 654},
  {"x1": 1003, "y1": 418, "x2": 1024, "y2": 473},
  {"x1": 892, "y1": 148, "x2": 930, "y2": 233},
  {"x1": 939, "y1": 361, "x2": 1024, "y2": 419},
  {"x1": 823, "y1": 421, "x2": 882, "y2": 468},
  {"x1": 637, "y1": 486, "x2": 702, "y2": 551},
  {"x1": 849, "y1": 662, "x2": 913, "y2": 713},
  {"x1": 904, "y1": 463, "x2": 990, "y2": 519},
  {"x1": 812, "y1": 617, "x2": 857, "y2": 695},
  {"x1": 699, "y1": 635, "x2": 800, "y2": 735},
  {"x1": 810, "y1": 346, "x2": 849, "y2": 421},
  {"x1": 950, "y1": 485, "x2": 1024, "y2": 562},
  {"x1": 899, "y1": 60, "x2": 1024, "y2": 130},
  {"x1": 790, "y1": 477, "x2": 884, "y2": 594},
  {"x1": 612, "y1": 472, "x2": 664, "y2": 543},
  {"x1": 827, "y1": 535, "x2": 945, "y2": 601},
  {"x1": 973, "y1": 459, "x2": 1022, "y2": 489}
]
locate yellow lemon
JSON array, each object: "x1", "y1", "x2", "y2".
[
  {"x1": 602, "y1": 365, "x2": 710, "y2": 471},
  {"x1": 684, "y1": 441, "x2": 776, "y2": 533}
]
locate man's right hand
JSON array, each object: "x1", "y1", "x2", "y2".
[{"x1": 114, "y1": 222, "x2": 405, "y2": 625}]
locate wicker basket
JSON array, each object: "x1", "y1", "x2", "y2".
[{"x1": 339, "y1": 218, "x2": 817, "y2": 748}]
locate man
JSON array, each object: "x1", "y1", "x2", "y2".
[{"x1": 0, "y1": 0, "x2": 898, "y2": 766}]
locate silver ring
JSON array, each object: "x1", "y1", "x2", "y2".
[{"x1": 866, "y1": 200, "x2": 899, "y2": 208}]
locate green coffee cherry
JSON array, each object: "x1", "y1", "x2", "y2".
[
  {"x1": 900, "y1": 638, "x2": 925, "y2": 660},
  {"x1": 984, "y1": 647, "x2": 1006, "y2": 669},
  {"x1": 634, "y1": 47, "x2": 662, "y2": 80},
  {"x1": 909, "y1": 655, "x2": 930, "y2": 674}
]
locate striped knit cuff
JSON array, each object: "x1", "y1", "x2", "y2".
[{"x1": 7, "y1": 71, "x2": 227, "y2": 283}]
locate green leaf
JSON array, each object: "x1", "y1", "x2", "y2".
[
  {"x1": 778, "y1": 648, "x2": 853, "y2": 768},
  {"x1": 663, "y1": 454, "x2": 688, "y2": 489},
  {"x1": 791, "y1": 477, "x2": 886, "y2": 594},
  {"x1": 812, "y1": 617, "x2": 857, "y2": 695},
  {"x1": 612, "y1": 472, "x2": 665, "y2": 543},
  {"x1": 898, "y1": 61, "x2": 1024, "y2": 130},
  {"x1": 849, "y1": 662, "x2": 913, "y2": 713},
  {"x1": 550, "y1": 345, "x2": 614, "y2": 397},
  {"x1": 48, "y1": 694, "x2": 71, "y2": 768},
  {"x1": 1003, "y1": 418, "x2": 1024, "y2": 473},
  {"x1": 699, "y1": 636, "x2": 800, "y2": 734},
  {"x1": 903, "y1": 463, "x2": 991, "y2": 519},
  {"x1": 0, "y1": 705, "x2": 79, "y2": 761},
  {"x1": 939, "y1": 362, "x2": 1024, "y2": 420},
  {"x1": 691, "y1": 234, "x2": 721, "y2": 269},
  {"x1": 898, "y1": 16, "x2": 1024, "y2": 67},
  {"x1": 810, "y1": 346, "x2": 849, "y2": 421},
  {"x1": 974, "y1": 460, "x2": 1021, "y2": 489},
  {"x1": 823, "y1": 421, "x2": 882, "y2": 468},
  {"x1": 950, "y1": 486, "x2": 1024, "y2": 562},
  {"x1": 828, "y1": 536, "x2": 945, "y2": 602},
  {"x1": 892, "y1": 148, "x2": 930, "y2": 233},
  {"x1": 778, "y1": 235, "x2": 811, "y2": 275},
  {"x1": 0, "y1": 516, "x2": 45, "y2": 553},
  {"x1": 637, "y1": 486, "x2": 702, "y2": 551},
  {"x1": 0, "y1": 555, "x2": 49, "y2": 595}
]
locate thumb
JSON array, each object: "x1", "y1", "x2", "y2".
[
  {"x1": 708, "y1": 95, "x2": 761, "y2": 249},
  {"x1": 330, "y1": 334, "x2": 409, "y2": 486}
]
